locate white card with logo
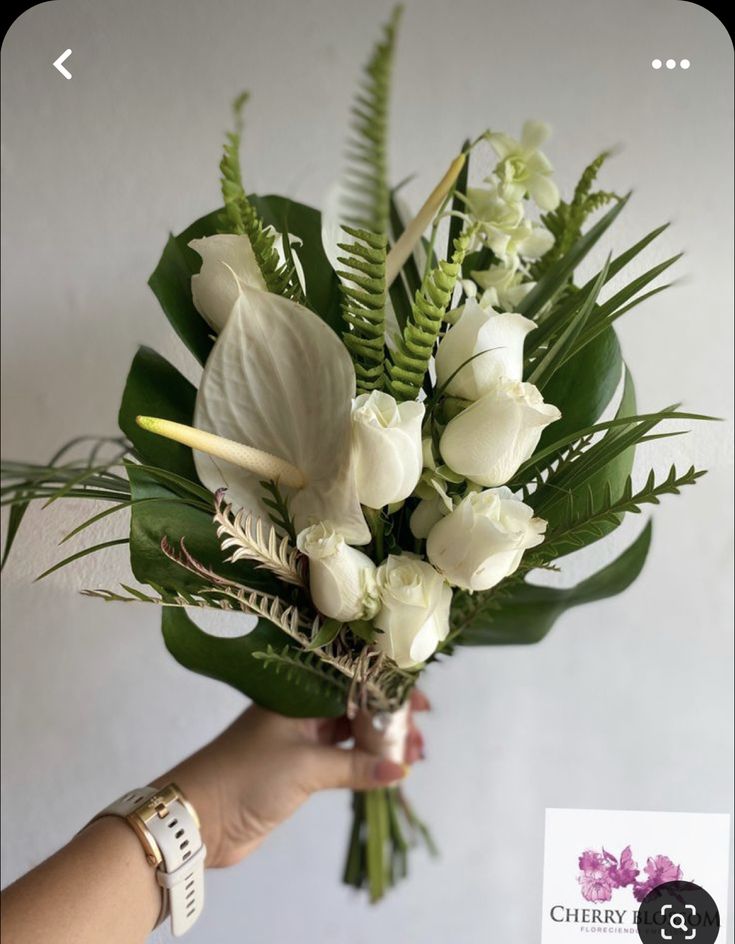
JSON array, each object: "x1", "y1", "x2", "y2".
[{"x1": 541, "y1": 809, "x2": 730, "y2": 942}]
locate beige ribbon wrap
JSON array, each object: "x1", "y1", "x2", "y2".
[{"x1": 352, "y1": 702, "x2": 410, "y2": 765}]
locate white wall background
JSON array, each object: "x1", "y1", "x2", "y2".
[{"x1": 1, "y1": 0, "x2": 733, "y2": 941}]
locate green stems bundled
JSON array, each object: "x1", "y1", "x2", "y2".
[{"x1": 343, "y1": 787, "x2": 436, "y2": 902}]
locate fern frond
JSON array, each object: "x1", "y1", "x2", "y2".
[
  {"x1": 343, "y1": 6, "x2": 402, "y2": 235},
  {"x1": 213, "y1": 490, "x2": 304, "y2": 586},
  {"x1": 218, "y1": 95, "x2": 300, "y2": 300},
  {"x1": 533, "y1": 150, "x2": 621, "y2": 279},
  {"x1": 386, "y1": 228, "x2": 472, "y2": 401},
  {"x1": 338, "y1": 227, "x2": 388, "y2": 392}
]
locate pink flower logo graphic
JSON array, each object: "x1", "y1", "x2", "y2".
[
  {"x1": 632, "y1": 855, "x2": 684, "y2": 902},
  {"x1": 577, "y1": 847, "x2": 683, "y2": 902}
]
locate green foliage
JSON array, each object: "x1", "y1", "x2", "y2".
[
  {"x1": 259, "y1": 479, "x2": 297, "y2": 543},
  {"x1": 250, "y1": 195, "x2": 343, "y2": 329},
  {"x1": 118, "y1": 346, "x2": 199, "y2": 480},
  {"x1": 343, "y1": 6, "x2": 402, "y2": 235},
  {"x1": 532, "y1": 467, "x2": 704, "y2": 563},
  {"x1": 533, "y1": 150, "x2": 620, "y2": 278},
  {"x1": 162, "y1": 608, "x2": 347, "y2": 717},
  {"x1": 253, "y1": 643, "x2": 350, "y2": 700},
  {"x1": 455, "y1": 521, "x2": 653, "y2": 645},
  {"x1": 526, "y1": 258, "x2": 610, "y2": 390},
  {"x1": 535, "y1": 328, "x2": 622, "y2": 452},
  {"x1": 148, "y1": 212, "x2": 219, "y2": 365},
  {"x1": 338, "y1": 227, "x2": 388, "y2": 392},
  {"x1": 218, "y1": 95, "x2": 299, "y2": 300},
  {"x1": 517, "y1": 195, "x2": 628, "y2": 321},
  {"x1": 149, "y1": 198, "x2": 343, "y2": 358},
  {"x1": 126, "y1": 466, "x2": 277, "y2": 595},
  {"x1": 387, "y1": 230, "x2": 471, "y2": 401},
  {"x1": 2, "y1": 437, "x2": 132, "y2": 567}
]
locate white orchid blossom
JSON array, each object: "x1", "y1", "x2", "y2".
[
  {"x1": 465, "y1": 184, "x2": 553, "y2": 263},
  {"x1": 487, "y1": 120, "x2": 560, "y2": 212},
  {"x1": 470, "y1": 260, "x2": 535, "y2": 312}
]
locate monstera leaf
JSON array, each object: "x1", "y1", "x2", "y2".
[
  {"x1": 148, "y1": 196, "x2": 341, "y2": 367},
  {"x1": 162, "y1": 608, "x2": 348, "y2": 717},
  {"x1": 458, "y1": 521, "x2": 652, "y2": 645}
]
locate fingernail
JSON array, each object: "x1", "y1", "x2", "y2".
[{"x1": 373, "y1": 760, "x2": 408, "y2": 784}]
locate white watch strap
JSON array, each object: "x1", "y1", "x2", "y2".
[
  {"x1": 147, "y1": 793, "x2": 206, "y2": 936},
  {"x1": 94, "y1": 786, "x2": 205, "y2": 937}
]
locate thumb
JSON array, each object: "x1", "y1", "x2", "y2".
[{"x1": 305, "y1": 744, "x2": 408, "y2": 792}]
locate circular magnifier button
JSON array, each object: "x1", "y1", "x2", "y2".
[{"x1": 636, "y1": 880, "x2": 720, "y2": 943}]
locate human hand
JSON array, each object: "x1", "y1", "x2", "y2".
[{"x1": 158, "y1": 692, "x2": 429, "y2": 869}]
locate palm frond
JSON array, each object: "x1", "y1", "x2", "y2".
[{"x1": 213, "y1": 490, "x2": 304, "y2": 586}]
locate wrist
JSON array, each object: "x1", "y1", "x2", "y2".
[{"x1": 153, "y1": 754, "x2": 226, "y2": 869}]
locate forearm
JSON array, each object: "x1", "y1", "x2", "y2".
[{"x1": 1, "y1": 816, "x2": 161, "y2": 944}]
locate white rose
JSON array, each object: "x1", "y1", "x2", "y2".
[
  {"x1": 426, "y1": 487, "x2": 547, "y2": 591},
  {"x1": 189, "y1": 234, "x2": 267, "y2": 333},
  {"x1": 296, "y1": 523, "x2": 379, "y2": 622},
  {"x1": 374, "y1": 555, "x2": 452, "y2": 668},
  {"x1": 409, "y1": 496, "x2": 447, "y2": 539},
  {"x1": 351, "y1": 391, "x2": 425, "y2": 509},
  {"x1": 435, "y1": 299, "x2": 536, "y2": 400},
  {"x1": 440, "y1": 379, "x2": 561, "y2": 486}
]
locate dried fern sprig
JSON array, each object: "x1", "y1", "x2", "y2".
[{"x1": 213, "y1": 490, "x2": 304, "y2": 586}]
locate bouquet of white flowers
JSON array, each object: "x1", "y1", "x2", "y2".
[{"x1": 2, "y1": 6, "x2": 711, "y2": 902}]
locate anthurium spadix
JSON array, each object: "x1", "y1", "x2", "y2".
[{"x1": 138, "y1": 286, "x2": 371, "y2": 545}]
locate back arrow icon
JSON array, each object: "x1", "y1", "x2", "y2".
[{"x1": 53, "y1": 49, "x2": 72, "y2": 79}]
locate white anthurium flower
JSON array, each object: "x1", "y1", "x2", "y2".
[
  {"x1": 296, "y1": 523, "x2": 379, "y2": 621},
  {"x1": 351, "y1": 391, "x2": 425, "y2": 509},
  {"x1": 434, "y1": 299, "x2": 536, "y2": 401},
  {"x1": 193, "y1": 286, "x2": 371, "y2": 544},
  {"x1": 472, "y1": 261, "x2": 535, "y2": 312},
  {"x1": 487, "y1": 121, "x2": 560, "y2": 212},
  {"x1": 440, "y1": 378, "x2": 561, "y2": 487},
  {"x1": 189, "y1": 234, "x2": 267, "y2": 333},
  {"x1": 374, "y1": 555, "x2": 452, "y2": 668},
  {"x1": 426, "y1": 487, "x2": 547, "y2": 591}
]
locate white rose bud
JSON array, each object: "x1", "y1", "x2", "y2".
[
  {"x1": 189, "y1": 234, "x2": 267, "y2": 333},
  {"x1": 409, "y1": 496, "x2": 447, "y2": 539},
  {"x1": 440, "y1": 379, "x2": 561, "y2": 486},
  {"x1": 351, "y1": 391, "x2": 425, "y2": 509},
  {"x1": 435, "y1": 299, "x2": 536, "y2": 400},
  {"x1": 296, "y1": 523, "x2": 379, "y2": 622},
  {"x1": 427, "y1": 487, "x2": 547, "y2": 591},
  {"x1": 374, "y1": 555, "x2": 452, "y2": 668}
]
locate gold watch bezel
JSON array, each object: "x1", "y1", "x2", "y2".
[{"x1": 125, "y1": 782, "x2": 199, "y2": 868}]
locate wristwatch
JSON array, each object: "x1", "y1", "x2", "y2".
[{"x1": 92, "y1": 783, "x2": 206, "y2": 936}]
